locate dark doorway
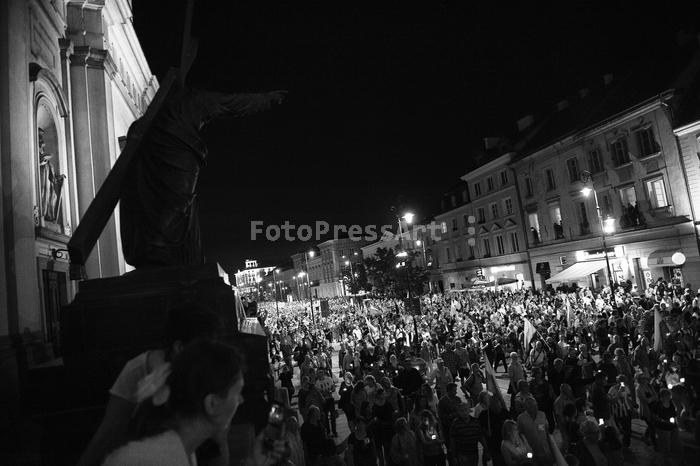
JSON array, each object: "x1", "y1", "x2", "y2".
[{"x1": 42, "y1": 269, "x2": 67, "y2": 354}]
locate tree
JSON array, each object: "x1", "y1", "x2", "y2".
[
  {"x1": 363, "y1": 247, "x2": 429, "y2": 298},
  {"x1": 341, "y1": 262, "x2": 370, "y2": 295}
]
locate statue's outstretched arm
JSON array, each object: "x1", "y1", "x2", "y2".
[{"x1": 198, "y1": 89, "x2": 287, "y2": 121}]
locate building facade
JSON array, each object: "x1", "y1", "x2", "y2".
[
  {"x1": 434, "y1": 156, "x2": 533, "y2": 291},
  {"x1": 0, "y1": 0, "x2": 158, "y2": 458},
  {"x1": 512, "y1": 58, "x2": 700, "y2": 290},
  {"x1": 234, "y1": 259, "x2": 276, "y2": 295},
  {"x1": 1, "y1": 0, "x2": 157, "y2": 358}
]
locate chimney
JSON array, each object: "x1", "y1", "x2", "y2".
[
  {"x1": 556, "y1": 100, "x2": 569, "y2": 111},
  {"x1": 517, "y1": 114, "x2": 534, "y2": 132},
  {"x1": 603, "y1": 73, "x2": 614, "y2": 86},
  {"x1": 483, "y1": 137, "x2": 502, "y2": 150},
  {"x1": 578, "y1": 88, "x2": 590, "y2": 98}
]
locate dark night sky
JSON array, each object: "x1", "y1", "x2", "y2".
[{"x1": 132, "y1": 1, "x2": 698, "y2": 272}]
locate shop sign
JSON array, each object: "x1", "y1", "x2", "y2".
[
  {"x1": 490, "y1": 265, "x2": 515, "y2": 273},
  {"x1": 578, "y1": 247, "x2": 616, "y2": 261}
]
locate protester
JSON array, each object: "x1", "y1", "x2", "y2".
[
  {"x1": 78, "y1": 305, "x2": 223, "y2": 466},
  {"x1": 103, "y1": 340, "x2": 284, "y2": 466}
]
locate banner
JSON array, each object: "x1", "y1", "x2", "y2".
[
  {"x1": 483, "y1": 352, "x2": 507, "y2": 411},
  {"x1": 565, "y1": 295, "x2": 573, "y2": 328},
  {"x1": 523, "y1": 318, "x2": 536, "y2": 353},
  {"x1": 654, "y1": 309, "x2": 663, "y2": 352}
]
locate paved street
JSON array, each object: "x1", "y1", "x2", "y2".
[{"x1": 277, "y1": 342, "x2": 692, "y2": 465}]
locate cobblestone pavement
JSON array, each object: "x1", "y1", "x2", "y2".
[{"x1": 280, "y1": 343, "x2": 693, "y2": 465}]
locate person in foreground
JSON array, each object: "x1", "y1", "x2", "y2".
[
  {"x1": 79, "y1": 305, "x2": 223, "y2": 466},
  {"x1": 102, "y1": 339, "x2": 284, "y2": 466}
]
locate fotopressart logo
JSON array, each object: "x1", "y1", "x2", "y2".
[{"x1": 250, "y1": 220, "x2": 445, "y2": 243}]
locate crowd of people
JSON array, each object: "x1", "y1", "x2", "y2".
[
  {"x1": 258, "y1": 277, "x2": 700, "y2": 466},
  {"x1": 74, "y1": 276, "x2": 699, "y2": 466}
]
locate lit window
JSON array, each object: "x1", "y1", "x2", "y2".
[
  {"x1": 441, "y1": 221, "x2": 447, "y2": 233},
  {"x1": 646, "y1": 177, "x2": 668, "y2": 208},
  {"x1": 619, "y1": 186, "x2": 637, "y2": 207}
]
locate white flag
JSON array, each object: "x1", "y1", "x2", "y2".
[
  {"x1": 523, "y1": 318, "x2": 536, "y2": 353},
  {"x1": 565, "y1": 295, "x2": 573, "y2": 328},
  {"x1": 654, "y1": 309, "x2": 663, "y2": 352}
]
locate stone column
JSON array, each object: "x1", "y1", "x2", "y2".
[
  {"x1": 68, "y1": 45, "x2": 122, "y2": 279},
  {"x1": 68, "y1": 45, "x2": 102, "y2": 279}
]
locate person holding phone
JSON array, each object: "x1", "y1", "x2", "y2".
[{"x1": 416, "y1": 410, "x2": 446, "y2": 466}]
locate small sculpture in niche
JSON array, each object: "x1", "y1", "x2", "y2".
[{"x1": 37, "y1": 127, "x2": 66, "y2": 224}]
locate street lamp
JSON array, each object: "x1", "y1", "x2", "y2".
[
  {"x1": 295, "y1": 273, "x2": 304, "y2": 302},
  {"x1": 255, "y1": 275, "x2": 263, "y2": 301},
  {"x1": 304, "y1": 250, "x2": 316, "y2": 336},
  {"x1": 416, "y1": 239, "x2": 433, "y2": 293},
  {"x1": 343, "y1": 257, "x2": 356, "y2": 295},
  {"x1": 393, "y1": 209, "x2": 419, "y2": 350},
  {"x1": 580, "y1": 170, "x2": 615, "y2": 288},
  {"x1": 273, "y1": 269, "x2": 281, "y2": 317}
]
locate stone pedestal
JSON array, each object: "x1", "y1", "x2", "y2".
[{"x1": 24, "y1": 262, "x2": 274, "y2": 465}]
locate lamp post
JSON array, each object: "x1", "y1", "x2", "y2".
[
  {"x1": 342, "y1": 257, "x2": 355, "y2": 293},
  {"x1": 273, "y1": 269, "x2": 281, "y2": 317},
  {"x1": 255, "y1": 275, "x2": 263, "y2": 301},
  {"x1": 394, "y1": 210, "x2": 420, "y2": 350},
  {"x1": 416, "y1": 239, "x2": 432, "y2": 293},
  {"x1": 305, "y1": 250, "x2": 316, "y2": 335},
  {"x1": 580, "y1": 170, "x2": 615, "y2": 289}
]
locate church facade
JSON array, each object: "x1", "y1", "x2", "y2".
[{"x1": 0, "y1": 0, "x2": 157, "y2": 445}]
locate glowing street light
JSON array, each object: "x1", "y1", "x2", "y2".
[
  {"x1": 603, "y1": 217, "x2": 616, "y2": 235},
  {"x1": 580, "y1": 170, "x2": 614, "y2": 288},
  {"x1": 305, "y1": 250, "x2": 316, "y2": 333}
]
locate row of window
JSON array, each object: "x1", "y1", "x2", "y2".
[
  {"x1": 527, "y1": 127, "x2": 660, "y2": 195},
  {"x1": 473, "y1": 169, "x2": 509, "y2": 198},
  {"x1": 444, "y1": 232, "x2": 520, "y2": 262},
  {"x1": 445, "y1": 197, "x2": 517, "y2": 232},
  {"x1": 527, "y1": 175, "x2": 669, "y2": 239}
]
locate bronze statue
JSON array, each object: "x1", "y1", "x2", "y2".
[{"x1": 119, "y1": 87, "x2": 285, "y2": 268}]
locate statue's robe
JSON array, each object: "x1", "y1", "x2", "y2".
[{"x1": 121, "y1": 87, "x2": 279, "y2": 267}]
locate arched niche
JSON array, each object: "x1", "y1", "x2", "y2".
[{"x1": 32, "y1": 64, "x2": 71, "y2": 237}]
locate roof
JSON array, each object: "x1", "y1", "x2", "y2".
[{"x1": 516, "y1": 43, "x2": 700, "y2": 158}]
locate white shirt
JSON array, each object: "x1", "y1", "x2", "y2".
[{"x1": 103, "y1": 430, "x2": 196, "y2": 466}]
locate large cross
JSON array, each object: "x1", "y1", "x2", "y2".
[{"x1": 67, "y1": 0, "x2": 198, "y2": 279}]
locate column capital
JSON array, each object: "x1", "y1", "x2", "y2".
[
  {"x1": 59, "y1": 38, "x2": 73, "y2": 61},
  {"x1": 70, "y1": 46, "x2": 108, "y2": 69}
]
